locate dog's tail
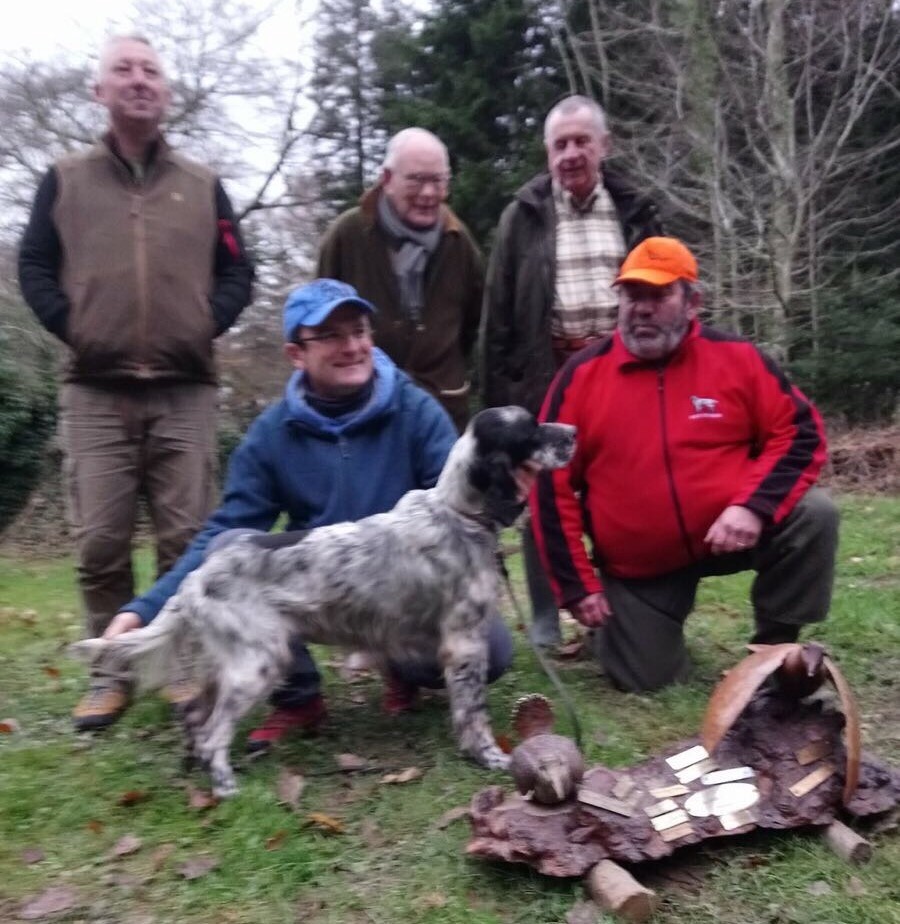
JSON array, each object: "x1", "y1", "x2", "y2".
[{"x1": 68, "y1": 598, "x2": 190, "y2": 692}]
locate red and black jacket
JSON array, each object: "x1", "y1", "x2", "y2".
[{"x1": 530, "y1": 320, "x2": 827, "y2": 607}]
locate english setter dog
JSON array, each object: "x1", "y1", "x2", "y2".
[{"x1": 72, "y1": 407, "x2": 576, "y2": 797}]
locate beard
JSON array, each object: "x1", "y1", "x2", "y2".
[{"x1": 619, "y1": 315, "x2": 691, "y2": 361}]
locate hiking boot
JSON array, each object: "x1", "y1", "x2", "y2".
[
  {"x1": 246, "y1": 696, "x2": 328, "y2": 754},
  {"x1": 72, "y1": 679, "x2": 130, "y2": 732},
  {"x1": 382, "y1": 675, "x2": 418, "y2": 716}
]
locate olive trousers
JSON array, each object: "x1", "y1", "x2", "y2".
[
  {"x1": 587, "y1": 488, "x2": 840, "y2": 692},
  {"x1": 60, "y1": 381, "x2": 218, "y2": 638}
]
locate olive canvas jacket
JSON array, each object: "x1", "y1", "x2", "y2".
[
  {"x1": 18, "y1": 135, "x2": 253, "y2": 385},
  {"x1": 317, "y1": 186, "x2": 483, "y2": 431},
  {"x1": 480, "y1": 168, "x2": 661, "y2": 415}
]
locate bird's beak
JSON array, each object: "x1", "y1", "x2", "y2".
[{"x1": 547, "y1": 764, "x2": 568, "y2": 801}]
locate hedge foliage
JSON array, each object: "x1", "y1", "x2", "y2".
[{"x1": 0, "y1": 334, "x2": 58, "y2": 534}]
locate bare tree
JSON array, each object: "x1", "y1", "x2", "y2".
[
  {"x1": 555, "y1": 0, "x2": 900, "y2": 359},
  {"x1": 0, "y1": 0, "x2": 310, "y2": 245}
]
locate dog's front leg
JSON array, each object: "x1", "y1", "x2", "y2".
[{"x1": 441, "y1": 627, "x2": 509, "y2": 771}]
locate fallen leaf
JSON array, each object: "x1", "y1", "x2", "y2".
[
  {"x1": 380, "y1": 766, "x2": 423, "y2": 784},
  {"x1": 807, "y1": 880, "x2": 833, "y2": 896},
  {"x1": 265, "y1": 830, "x2": 288, "y2": 851},
  {"x1": 845, "y1": 876, "x2": 867, "y2": 896},
  {"x1": 20, "y1": 848, "x2": 45, "y2": 865},
  {"x1": 19, "y1": 886, "x2": 78, "y2": 920},
  {"x1": 111, "y1": 834, "x2": 143, "y2": 858},
  {"x1": 306, "y1": 812, "x2": 345, "y2": 834},
  {"x1": 276, "y1": 769, "x2": 306, "y2": 809},
  {"x1": 738, "y1": 853, "x2": 770, "y2": 869},
  {"x1": 186, "y1": 786, "x2": 218, "y2": 811},
  {"x1": 0, "y1": 717, "x2": 21, "y2": 733},
  {"x1": 435, "y1": 805, "x2": 470, "y2": 829},
  {"x1": 495, "y1": 733, "x2": 513, "y2": 754},
  {"x1": 359, "y1": 817, "x2": 387, "y2": 848},
  {"x1": 556, "y1": 639, "x2": 585, "y2": 659},
  {"x1": 150, "y1": 843, "x2": 175, "y2": 871},
  {"x1": 117, "y1": 790, "x2": 149, "y2": 807},
  {"x1": 86, "y1": 820, "x2": 105, "y2": 834},
  {"x1": 417, "y1": 892, "x2": 447, "y2": 910},
  {"x1": 565, "y1": 899, "x2": 599, "y2": 924},
  {"x1": 109, "y1": 872, "x2": 145, "y2": 889},
  {"x1": 339, "y1": 650, "x2": 378, "y2": 680},
  {"x1": 42, "y1": 665, "x2": 61, "y2": 679},
  {"x1": 335, "y1": 753, "x2": 367, "y2": 771},
  {"x1": 177, "y1": 855, "x2": 219, "y2": 880}
]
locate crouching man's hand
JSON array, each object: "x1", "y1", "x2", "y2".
[
  {"x1": 570, "y1": 592, "x2": 612, "y2": 628},
  {"x1": 103, "y1": 612, "x2": 143, "y2": 639},
  {"x1": 705, "y1": 505, "x2": 763, "y2": 555}
]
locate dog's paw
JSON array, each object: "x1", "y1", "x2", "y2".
[
  {"x1": 477, "y1": 746, "x2": 511, "y2": 771},
  {"x1": 212, "y1": 779, "x2": 240, "y2": 799},
  {"x1": 210, "y1": 767, "x2": 239, "y2": 798}
]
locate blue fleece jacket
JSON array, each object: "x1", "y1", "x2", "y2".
[{"x1": 124, "y1": 349, "x2": 457, "y2": 625}]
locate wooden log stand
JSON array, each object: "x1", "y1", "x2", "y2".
[
  {"x1": 821, "y1": 819, "x2": 873, "y2": 865},
  {"x1": 586, "y1": 860, "x2": 659, "y2": 923}
]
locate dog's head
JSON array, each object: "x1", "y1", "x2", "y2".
[{"x1": 438, "y1": 406, "x2": 576, "y2": 527}]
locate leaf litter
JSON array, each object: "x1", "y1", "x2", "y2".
[
  {"x1": 177, "y1": 855, "x2": 219, "y2": 880},
  {"x1": 110, "y1": 834, "x2": 143, "y2": 858},
  {"x1": 18, "y1": 886, "x2": 79, "y2": 920},
  {"x1": 276, "y1": 768, "x2": 306, "y2": 809}
]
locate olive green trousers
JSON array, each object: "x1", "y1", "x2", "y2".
[{"x1": 588, "y1": 488, "x2": 840, "y2": 692}]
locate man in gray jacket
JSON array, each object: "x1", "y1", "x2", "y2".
[{"x1": 480, "y1": 95, "x2": 660, "y2": 646}]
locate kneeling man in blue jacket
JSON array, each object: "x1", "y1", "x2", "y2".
[{"x1": 85, "y1": 279, "x2": 513, "y2": 750}]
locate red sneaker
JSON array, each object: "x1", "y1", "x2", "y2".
[
  {"x1": 246, "y1": 696, "x2": 327, "y2": 754},
  {"x1": 382, "y1": 675, "x2": 418, "y2": 716}
]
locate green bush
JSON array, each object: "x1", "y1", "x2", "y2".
[
  {"x1": 0, "y1": 337, "x2": 58, "y2": 533},
  {"x1": 790, "y1": 272, "x2": 900, "y2": 424}
]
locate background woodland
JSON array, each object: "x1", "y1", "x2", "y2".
[{"x1": 1, "y1": 0, "x2": 898, "y2": 533}]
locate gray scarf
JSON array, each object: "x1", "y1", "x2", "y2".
[{"x1": 376, "y1": 192, "x2": 442, "y2": 324}]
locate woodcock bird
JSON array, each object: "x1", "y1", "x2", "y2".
[{"x1": 508, "y1": 694, "x2": 585, "y2": 804}]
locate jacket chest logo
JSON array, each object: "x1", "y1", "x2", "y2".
[{"x1": 689, "y1": 395, "x2": 722, "y2": 419}]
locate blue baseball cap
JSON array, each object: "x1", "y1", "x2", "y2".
[{"x1": 282, "y1": 279, "x2": 377, "y2": 342}]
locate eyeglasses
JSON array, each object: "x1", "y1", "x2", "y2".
[
  {"x1": 296, "y1": 325, "x2": 373, "y2": 347},
  {"x1": 401, "y1": 172, "x2": 451, "y2": 191}
]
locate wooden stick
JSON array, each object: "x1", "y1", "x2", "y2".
[
  {"x1": 821, "y1": 820, "x2": 872, "y2": 865},
  {"x1": 586, "y1": 859, "x2": 659, "y2": 922}
]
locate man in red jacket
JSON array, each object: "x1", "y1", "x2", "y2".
[{"x1": 531, "y1": 237, "x2": 838, "y2": 692}]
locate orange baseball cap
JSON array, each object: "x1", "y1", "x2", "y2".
[{"x1": 613, "y1": 237, "x2": 698, "y2": 286}]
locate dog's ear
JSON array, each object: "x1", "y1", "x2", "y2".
[
  {"x1": 468, "y1": 450, "x2": 524, "y2": 527},
  {"x1": 468, "y1": 449, "x2": 511, "y2": 492}
]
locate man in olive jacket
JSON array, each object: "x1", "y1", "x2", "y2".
[
  {"x1": 480, "y1": 96, "x2": 660, "y2": 647},
  {"x1": 317, "y1": 128, "x2": 483, "y2": 432},
  {"x1": 18, "y1": 35, "x2": 253, "y2": 731}
]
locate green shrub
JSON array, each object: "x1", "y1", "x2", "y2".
[{"x1": 0, "y1": 337, "x2": 58, "y2": 533}]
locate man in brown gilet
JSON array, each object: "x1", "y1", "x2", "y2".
[{"x1": 18, "y1": 35, "x2": 253, "y2": 731}]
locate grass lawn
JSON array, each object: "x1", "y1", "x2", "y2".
[{"x1": 1, "y1": 495, "x2": 898, "y2": 923}]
